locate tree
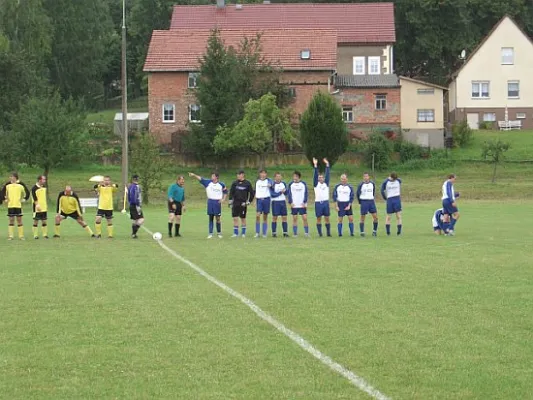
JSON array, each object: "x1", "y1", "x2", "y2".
[
  {"x1": 130, "y1": 132, "x2": 166, "y2": 204},
  {"x1": 213, "y1": 93, "x2": 297, "y2": 168},
  {"x1": 10, "y1": 92, "x2": 87, "y2": 180},
  {"x1": 481, "y1": 139, "x2": 510, "y2": 183},
  {"x1": 299, "y1": 91, "x2": 348, "y2": 171}
]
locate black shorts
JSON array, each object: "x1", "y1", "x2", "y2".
[
  {"x1": 168, "y1": 201, "x2": 182, "y2": 215},
  {"x1": 33, "y1": 212, "x2": 48, "y2": 221},
  {"x1": 232, "y1": 204, "x2": 247, "y2": 218},
  {"x1": 130, "y1": 205, "x2": 143, "y2": 220},
  {"x1": 61, "y1": 211, "x2": 81, "y2": 220},
  {"x1": 96, "y1": 209, "x2": 113, "y2": 219},
  {"x1": 7, "y1": 208, "x2": 23, "y2": 217}
]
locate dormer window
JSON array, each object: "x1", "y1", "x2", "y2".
[{"x1": 300, "y1": 49, "x2": 311, "y2": 60}]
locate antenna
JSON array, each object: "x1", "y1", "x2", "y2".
[{"x1": 459, "y1": 49, "x2": 466, "y2": 59}]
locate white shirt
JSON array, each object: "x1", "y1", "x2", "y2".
[
  {"x1": 314, "y1": 182, "x2": 329, "y2": 202},
  {"x1": 358, "y1": 182, "x2": 375, "y2": 200},
  {"x1": 255, "y1": 179, "x2": 272, "y2": 199},
  {"x1": 384, "y1": 179, "x2": 401, "y2": 198},
  {"x1": 272, "y1": 182, "x2": 286, "y2": 202},
  {"x1": 201, "y1": 178, "x2": 226, "y2": 200},
  {"x1": 442, "y1": 180, "x2": 455, "y2": 201},
  {"x1": 289, "y1": 181, "x2": 307, "y2": 208},
  {"x1": 334, "y1": 184, "x2": 352, "y2": 202}
]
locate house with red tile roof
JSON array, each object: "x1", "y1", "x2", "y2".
[{"x1": 144, "y1": 1, "x2": 399, "y2": 147}]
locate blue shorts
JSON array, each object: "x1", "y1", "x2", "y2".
[
  {"x1": 207, "y1": 199, "x2": 222, "y2": 216},
  {"x1": 337, "y1": 202, "x2": 353, "y2": 217},
  {"x1": 442, "y1": 199, "x2": 458, "y2": 215},
  {"x1": 360, "y1": 200, "x2": 377, "y2": 215},
  {"x1": 315, "y1": 201, "x2": 330, "y2": 218},
  {"x1": 291, "y1": 207, "x2": 307, "y2": 216},
  {"x1": 256, "y1": 198, "x2": 271, "y2": 214},
  {"x1": 272, "y1": 201, "x2": 287, "y2": 217},
  {"x1": 386, "y1": 197, "x2": 402, "y2": 214}
]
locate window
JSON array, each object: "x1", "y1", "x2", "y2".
[
  {"x1": 368, "y1": 56, "x2": 380, "y2": 75},
  {"x1": 516, "y1": 112, "x2": 526, "y2": 119},
  {"x1": 375, "y1": 94, "x2": 387, "y2": 110},
  {"x1": 417, "y1": 88, "x2": 435, "y2": 95},
  {"x1": 353, "y1": 57, "x2": 365, "y2": 75},
  {"x1": 417, "y1": 109, "x2": 435, "y2": 122},
  {"x1": 162, "y1": 104, "x2": 175, "y2": 123},
  {"x1": 508, "y1": 81, "x2": 520, "y2": 98},
  {"x1": 471, "y1": 81, "x2": 490, "y2": 98},
  {"x1": 342, "y1": 107, "x2": 354, "y2": 123},
  {"x1": 483, "y1": 113, "x2": 496, "y2": 122},
  {"x1": 189, "y1": 104, "x2": 201, "y2": 122},
  {"x1": 288, "y1": 87, "x2": 296, "y2": 98},
  {"x1": 188, "y1": 72, "x2": 199, "y2": 88},
  {"x1": 300, "y1": 49, "x2": 311, "y2": 60},
  {"x1": 501, "y1": 47, "x2": 514, "y2": 65}
]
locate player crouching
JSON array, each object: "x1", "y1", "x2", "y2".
[{"x1": 54, "y1": 186, "x2": 95, "y2": 238}]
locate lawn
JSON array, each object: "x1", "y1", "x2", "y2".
[
  {"x1": 451, "y1": 130, "x2": 533, "y2": 161},
  {"x1": 1, "y1": 189, "x2": 533, "y2": 398}
]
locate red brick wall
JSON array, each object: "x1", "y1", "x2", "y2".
[
  {"x1": 338, "y1": 87, "x2": 401, "y2": 125},
  {"x1": 281, "y1": 71, "x2": 331, "y2": 117}
]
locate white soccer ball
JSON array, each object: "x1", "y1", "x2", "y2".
[{"x1": 152, "y1": 232, "x2": 162, "y2": 241}]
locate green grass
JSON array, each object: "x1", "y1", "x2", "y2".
[
  {"x1": 1, "y1": 201, "x2": 532, "y2": 399},
  {"x1": 451, "y1": 130, "x2": 533, "y2": 161}
]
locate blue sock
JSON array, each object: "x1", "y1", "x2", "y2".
[
  {"x1": 293, "y1": 225, "x2": 298, "y2": 235},
  {"x1": 272, "y1": 222, "x2": 277, "y2": 234},
  {"x1": 450, "y1": 218, "x2": 457, "y2": 230},
  {"x1": 262, "y1": 222, "x2": 267, "y2": 236},
  {"x1": 349, "y1": 222, "x2": 354, "y2": 235},
  {"x1": 241, "y1": 226, "x2": 246, "y2": 235},
  {"x1": 397, "y1": 224, "x2": 402, "y2": 234},
  {"x1": 373, "y1": 221, "x2": 378, "y2": 232},
  {"x1": 282, "y1": 221, "x2": 288, "y2": 234},
  {"x1": 360, "y1": 222, "x2": 364, "y2": 233},
  {"x1": 234, "y1": 226, "x2": 239, "y2": 235},
  {"x1": 325, "y1": 223, "x2": 331, "y2": 236},
  {"x1": 304, "y1": 225, "x2": 309, "y2": 234},
  {"x1": 386, "y1": 224, "x2": 391, "y2": 235},
  {"x1": 338, "y1": 223, "x2": 343, "y2": 236},
  {"x1": 317, "y1": 224, "x2": 323, "y2": 236},
  {"x1": 255, "y1": 222, "x2": 260, "y2": 234},
  {"x1": 209, "y1": 221, "x2": 214, "y2": 234},
  {"x1": 443, "y1": 221, "x2": 450, "y2": 232},
  {"x1": 216, "y1": 223, "x2": 221, "y2": 233}
]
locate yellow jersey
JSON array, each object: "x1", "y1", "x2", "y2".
[
  {"x1": 95, "y1": 184, "x2": 117, "y2": 211},
  {"x1": 5, "y1": 183, "x2": 26, "y2": 208},
  {"x1": 31, "y1": 184, "x2": 48, "y2": 212},
  {"x1": 56, "y1": 191, "x2": 82, "y2": 215}
]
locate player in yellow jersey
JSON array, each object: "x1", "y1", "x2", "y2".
[
  {"x1": 54, "y1": 186, "x2": 95, "y2": 238},
  {"x1": 94, "y1": 176, "x2": 118, "y2": 238},
  {"x1": 31, "y1": 175, "x2": 49, "y2": 239},
  {"x1": 5, "y1": 172, "x2": 29, "y2": 240}
]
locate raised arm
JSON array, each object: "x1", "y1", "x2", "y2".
[
  {"x1": 312, "y1": 157, "x2": 318, "y2": 187},
  {"x1": 323, "y1": 158, "x2": 330, "y2": 186},
  {"x1": 188, "y1": 172, "x2": 201, "y2": 181}
]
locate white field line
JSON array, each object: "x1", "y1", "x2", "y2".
[{"x1": 140, "y1": 225, "x2": 390, "y2": 400}]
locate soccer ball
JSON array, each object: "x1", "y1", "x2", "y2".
[{"x1": 152, "y1": 232, "x2": 162, "y2": 241}]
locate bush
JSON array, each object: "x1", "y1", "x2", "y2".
[
  {"x1": 362, "y1": 133, "x2": 392, "y2": 170},
  {"x1": 398, "y1": 140, "x2": 424, "y2": 162},
  {"x1": 479, "y1": 121, "x2": 494, "y2": 130},
  {"x1": 396, "y1": 149, "x2": 454, "y2": 171},
  {"x1": 452, "y1": 120, "x2": 474, "y2": 147}
]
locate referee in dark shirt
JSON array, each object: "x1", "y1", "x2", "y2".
[{"x1": 229, "y1": 170, "x2": 255, "y2": 237}]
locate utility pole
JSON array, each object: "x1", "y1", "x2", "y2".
[{"x1": 121, "y1": 0, "x2": 129, "y2": 199}]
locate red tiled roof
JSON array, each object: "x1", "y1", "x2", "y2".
[
  {"x1": 170, "y1": 3, "x2": 395, "y2": 44},
  {"x1": 144, "y1": 29, "x2": 337, "y2": 72}
]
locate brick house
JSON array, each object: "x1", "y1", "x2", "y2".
[{"x1": 144, "y1": 1, "x2": 397, "y2": 147}]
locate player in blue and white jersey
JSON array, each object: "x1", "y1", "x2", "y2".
[
  {"x1": 333, "y1": 173, "x2": 355, "y2": 237},
  {"x1": 432, "y1": 208, "x2": 446, "y2": 235},
  {"x1": 356, "y1": 172, "x2": 378, "y2": 237},
  {"x1": 255, "y1": 169, "x2": 272, "y2": 238},
  {"x1": 288, "y1": 170, "x2": 309, "y2": 237},
  {"x1": 381, "y1": 172, "x2": 402, "y2": 236},
  {"x1": 189, "y1": 171, "x2": 227, "y2": 239},
  {"x1": 441, "y1": 173, "x2": 460, "y2": 235},
  {"x1": 313, "y1": 157, "x2": 331, "y2": 237},
  {"x1": 270, "y1": 172, "x2": 289, "y2": 237}
]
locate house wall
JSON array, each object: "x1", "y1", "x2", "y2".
[
  {"x1": 400, "y1": 78, "x2": 445, "y2": 130},
  {"x1": 451, "y1": 107, "x2": 533, "y2": 129},
  {"x1": 337, "y1": 44, "x2": 391, "y2": 75},
  {"x1": 453, "y1": 17, "x2": 533, "y2": 110},
  {"x1": 280, "y1": 71, "x2": 331, "y2": 117}
]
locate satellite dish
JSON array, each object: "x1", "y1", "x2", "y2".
[{"x1": 460, "y1": 49, "x2": 466, "y2": 59}]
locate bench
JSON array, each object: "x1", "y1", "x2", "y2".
[
  {"x1": 498, "y1": 120, "x2": 522, "y2": 130},
  {"x1": 79, "y1": 197, "x2": 98, "y2": 213}
]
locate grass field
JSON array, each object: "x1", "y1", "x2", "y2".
[
  {"x1": 451, "y1": 130, "x2": 533, "y2": 161},
  {"x1": 1, "y1": 195, "x2": 533, "y2": 399}
]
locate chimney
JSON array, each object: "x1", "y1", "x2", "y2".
[{"x1": 216, "y1": 0, "x2": 225, "y2": 8}]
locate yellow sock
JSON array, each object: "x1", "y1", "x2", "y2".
[
  {"x1": 42, "y1": 225, "x2": 48, "y2": 237},
  {"x1": 107, "y1": 225, "x2": 114, "y2": 238},
  {"x1": 8, "y1": 225, "x2": 14, "y2": 238},
  {"x1": 84, "y1": 225, "x2": 94, "y2": 236},
  {"x1": 54, "y1": 225, "x2": 60, "y2": 236},
  {"x1": 95, "y1": 223, "x2": 102, "y2": 235},
  {"x1": 18, "y1": 226, "x2": 24, "y2": 238},
  {"x1": 32, "y1": 226, "x2": 38, "y2": 237}
]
